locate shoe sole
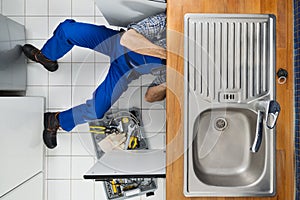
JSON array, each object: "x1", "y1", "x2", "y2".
[
  {"x1": 23, "y1": 44, "x2": 59, "y2": 72},
  {"x1": 43, "y1": 130, "x2": 57, "y2": 149}
]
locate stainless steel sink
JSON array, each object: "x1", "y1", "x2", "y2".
[
  {"x1": 193, "y1": 107, "x2": 264, "y2": 187},
  {"x1": 184, "y1": 14, "x2": 278, "y2": 197}
]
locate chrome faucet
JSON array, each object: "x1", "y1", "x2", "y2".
[{"x1": 250, "y1": 100, "x2": 280, "y2": 153}]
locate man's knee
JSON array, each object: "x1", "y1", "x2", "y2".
[{"x1": 57, "y1": 19, "x2": 76, "y2": 33}]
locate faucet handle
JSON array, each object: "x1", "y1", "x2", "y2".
[{"x1": 266, "y1": 100, "x2": 280, "y2": 129}]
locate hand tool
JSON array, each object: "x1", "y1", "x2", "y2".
[
  {"x1": 128, "y1": 136, "x2": 139, "y2": 149},
  {"x1": 90, "y1": 125, "x2": 119, "y2": 134},
  {"x1": 124, "y1": 124, "x2": 137, "y2": 149}
]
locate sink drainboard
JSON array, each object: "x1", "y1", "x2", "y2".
[{"x1": 186, "y1": 13, "x2": 274, "y2": 103}]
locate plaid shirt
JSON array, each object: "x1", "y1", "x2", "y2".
[
  {"x1": 127, "y1": 13, "x2": 167, "y2": 87},
  {"x1": 127, "y1": 12, "x2": 167, "y2": 49}
]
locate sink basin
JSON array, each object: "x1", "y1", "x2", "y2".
[
  {"x1": 193, "y1": 108, "x2": 264, "y2": 187},
  {"x1": 183, "y1": 14, "x2": 276, "y2": 197}
]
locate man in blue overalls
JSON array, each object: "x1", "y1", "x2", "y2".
[{"x1": 23, "y1": 13, "x2": 167, "y2": 149}]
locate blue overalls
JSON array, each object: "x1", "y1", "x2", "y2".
[{"x1": 41, "y1": 19, "x2": 165, "y2": 131}]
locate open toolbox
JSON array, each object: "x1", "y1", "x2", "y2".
[
  {"x1": 87, "y1": 107, "x2": 160, "y2": 200},
  {"x1": 89, "y1": 107, "x2": 148, "y2": 159},
  {"x1": 103, "y1": 178, "x2": 157, "y2": 200}
]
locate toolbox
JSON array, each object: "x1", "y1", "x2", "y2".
[{"x1": 84, "y1": 108, "x2": 165, "y2": 199}]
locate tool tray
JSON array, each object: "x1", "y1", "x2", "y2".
[{"x1": 89, "y1": 107, "x2": 157, "y2": 200}]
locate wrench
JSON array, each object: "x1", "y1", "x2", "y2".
[{"x1": 124, "y1": 124, "x2": 137, "y2": 150}]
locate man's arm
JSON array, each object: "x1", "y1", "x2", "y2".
[
  {"x1": 120, "y1": 29, "x2": 166, "y2": 59},
  {"x1": 144, "y1": 83, "x2": 166, "y2": 102}
]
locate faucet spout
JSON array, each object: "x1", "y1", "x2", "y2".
[
  {"x1": 250, "y1": 110, "x2": 264, "y2": 153},
  {"x1": 250, "y1": 100, "x2": 280, "y2": 153}
]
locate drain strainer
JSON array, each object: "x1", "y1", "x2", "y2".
[{"x1": 214, "y1": 117, "x2": 227, "y2": 131}]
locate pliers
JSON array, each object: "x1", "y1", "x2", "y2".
[
  {"x1": 89, "y1": 125, "x2": 118, "y2": 134},
  {"x1": 128, "y1": 135, "x2": 139, "y2": 149}
]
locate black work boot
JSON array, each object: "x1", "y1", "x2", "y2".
[
  {"x1": 43, "y1": 112, "x2": 60, "y2": 149},
  {"x1": 22, "y1": 44, "x2": 58, "y2": 72}
]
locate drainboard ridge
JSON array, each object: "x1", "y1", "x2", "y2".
[{"x1": 186, "y1": 15, "x2": 274, "y2": 103}]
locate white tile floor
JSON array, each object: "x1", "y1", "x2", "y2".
[{"x1": 0, "y1": 0, "x2": 166, "y2": 199}]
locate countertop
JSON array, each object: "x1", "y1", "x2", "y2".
[{"x1": 166, "y1": 0, "x2": 294, "y2": 199}]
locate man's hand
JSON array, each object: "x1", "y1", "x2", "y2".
[
  {"x1": 144, "y1": 83, "x2": 166, "y2": 103},
  {"x1": 120, "y1": 29, "x2": 166, "y2": 59}
]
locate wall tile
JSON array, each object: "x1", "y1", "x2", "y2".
[
  {"x1": 72, "y1": 63, "x2": 95, "y2": 86},
  {"x1": 48, "y1": 16, "x2": 69, "y2": 37},
  {"x1": 58, "y1": 52, "x2": 72, "y2": 63},
  {"x1": 71, "y1": 132, "x2": 95, "y2": 156},
  {"x1": 25, "y1": 17, "x2": 48, "y2": 39},
  {"x1": 142, "y1": 110, "x2": 166, "y2": 133},
  {"x1": 47, "y1": 180, "x2": 71, "y2": 200},
  {"x1": 95, "y1": 16, "x2": 118, "y2": 30},
  {"x1": 71, "y1": 157, "x2": 95, "y2": 179},
  {"x1": 72, "y1": 0, "x2": 94, "y2": 16},
  {"x1": 71, "y1": 16, "x2": 95, "y2": 24},
  {"x1": 72, "y1": 123, "x2": 90, "y2": 133},
  {"x1": 49, "y1": 86, "x2": 72, "y2": 109},
  {"x1": 26, "y1": 86, "x2": 49, "y2": 107},
  {"x1": 141, "y1": 74, "x2": 155, "y2": 86},
  {"x1": 47, "y1": 157, "x2": 71, "y2": 179},
  {"x1": 95, "y1": 182, "x2": 108, "y2": 199},
  {"x1": 49, "y1": 63, "x2": 72, "y2": 86},
  {"x1": 46, "y1": 133, "x2": 72, "y2": 156},
  {"x1": 71, "y1": 180, "x2": 94, "y2": 200},
  {"x1": 118, "y1": 86, "x2": 142, "y2": 109},
  {"x1": 72, "y1": 46, "x2": 95, "y2": 63},
  {"x1": 95, "y1": 51, "x2": 110, "y2": 63},
  {"x1": 26, "y1": 0, "x2": 48, "y2": 16},
  {"x1": 27, "y1": 63, "x2": 49, "y2": 85},
  {"x1": 71, "y1": 86, "x2": 94, "y2": 106},
  {"x1": 2, "y1": 0, "x2": 24, "y2": 16},
  {"x1": 7, "y1": 16, "x2": 25, "y2": 25},
  {"x1": 145, "y1": 133, "x2": 166, "y2": 150},
  {"x1": 49, "y1": 0, "x2": 71, "y2": 16}
]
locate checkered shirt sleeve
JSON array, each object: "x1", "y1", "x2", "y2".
[{"x1": 127, "y1": 12, "x2": 167, "y2": 49}]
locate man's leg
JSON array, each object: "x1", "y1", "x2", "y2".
[
  {"x1": 40, "y1": 21, "x2": 166, "y2": 148},
  {"x1": 43, "y1": 53, "x2": 165, "y2": 149},
  {"x1": 41, "y1": 19, "x2": 121, "y2": 60},
  {"x1": 39, "y1": 20, "x2": 122, "y2": 148},
  {"x1": 43, "y1": 58, "x2": 131, "y2": 149},
  {"x1": 58, "y1": 61, "x2": 131, "y2": 131},
  {"x1": 58, "y1": 56, "x2": 166, "y2": 131},
  {"x1": 23, "y1": 19, "x2": 121, "y2": 71}
]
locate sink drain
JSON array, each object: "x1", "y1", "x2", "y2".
[{"x1": 214, "y1": 117, "x2": 227, "y2": 131}]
